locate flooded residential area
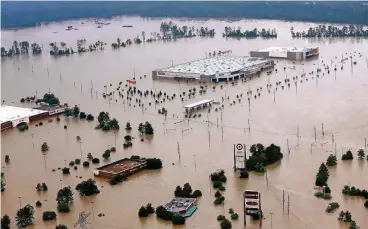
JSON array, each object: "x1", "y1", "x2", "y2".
[{"x1": 1, "y1": 3, "x2": 368, "y2": 229}]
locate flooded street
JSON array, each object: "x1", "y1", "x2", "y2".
[{"x1": 1, "y1": 17, "x2": 368, "y2": 229}]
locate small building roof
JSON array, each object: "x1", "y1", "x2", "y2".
[
  {"x1": 0, "y1": 105, "x2": 47, "y2": 124},
  {"x1": 157, "y1": 56, "x2": 270, "y2": 76},
  {"x1": 184, "y1": 99, "x2": 214, "y2": 109},
  {"x1": 255, "y1": 46, "x2": 317, "y2": 53}
]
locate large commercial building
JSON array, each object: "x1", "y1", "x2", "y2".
[
  {"x1": 250, "y1": 46, "x2": 319, "y2": 60},
  {"x1": 0, "y1": 104, "x2": 67, "y2": 131},
  {"x1": 0, "y1": 105, "x2": 49, "y2": 131},
  {"x1": 152, "y1": 56, "x2": 274, "y2": 82}
]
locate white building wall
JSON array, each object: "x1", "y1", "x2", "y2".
[
  {"x1": 157, "y1": 71, "x2": 201, "y2": 80},
  {"x1": 12, "y1": 116, "x2": 30, "y2": 126}
]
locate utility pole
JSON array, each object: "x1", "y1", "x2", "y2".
[
  {"x1": 221, "y1": 110, "x2": 224, "y2": 142},
  {"x1": 287, "y1": 194, "x2": 290, "y2": 215},
  {"x1": 273, "y1": 91, "x2": 276, "y2": 103},
  {"x1": 177, "y1": 142, "x2": 181, "y2": 161},
  {"x1": 314, "y1": 126, "x2": 317, "y2": 141},
  {"x1": 335, "y1": 142, "x2": 337, "y2": 156},
  {"x1": 194, "y1": 155, "x2": 196, "y2": 171},
  {"x1": 287, "y1": 139, "x2": 290, "y2": 154},
  {"x1": 270, "y1": 212, "x2": 274, "y2": 228},
  {"x1": 207, "y1": 114, "x2": 211, "y2": 147},
  {"x1": 365, "y1": 137, "x2": 367, "y2": 150},
  {"x1": 265, "y1": 170, "x2": 269, "y2": 185},
  {"x1": 322, "y1": 123, "x2": 325, "y2": 136},
  {"x1": 282, "y1": 190, "x2": 285, "y2": 210},
  {"x1": 248, "y1": 119, "x2": 250, "y2": 133}
]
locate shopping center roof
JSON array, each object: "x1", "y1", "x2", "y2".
[
  {"x1": 157, "y1": 56, "x2": 270, "y2": 76},
  {"x1": 0, "y1": 105, "x2": 47, "y2": 124}
]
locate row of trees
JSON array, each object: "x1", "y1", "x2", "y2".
[
  {"x1": 223, "y1": 27, "x2": 277, "y2": 38},
  {"x1": 1, "y1": 41, "x2": 42, "y2": 57},
  {"x1": 96, "y1": 111, "x2": 119, "y2": 131},
  {"x1": 246, "y1": 143, "x2": 283, "y2": 172},
  {"x1": 291, "y1": 25, "x2": 368, "y2": 38},
  {"x1": 174, "y1": 183, "x2": 202, "y2": 198},
  {"x1": 160, "y1": 21, "x2": 215, "y2": 39}
]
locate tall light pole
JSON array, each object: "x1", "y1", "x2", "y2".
[
  {"x1": 18, "y1": 196, "x2": 22, "y2": 208},
  {"x1": 270, "y1": 212, "x2": 274, "y2": 228},
  {"x1": 60, "y1": 179, "x2": 63, "y2": 189},
  {"x1": 91, "y1": 201, "x2": 95, "y2": 220}
]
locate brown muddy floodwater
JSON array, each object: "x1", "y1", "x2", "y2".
[{"x1": 1, "y1": 17, "x2": 368, "y2": 229}]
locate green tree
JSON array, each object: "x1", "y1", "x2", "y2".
[
  {"x1": 315, "y1": 162, "x2": 329, "y2": 187},
  {"x1": 230, "y1": 213, "x2": 239, "y2": 220},
  {"x1": 145, "y1": 158, "x2": 162, "y2": 169},
  {"x1": 5, "y1": 155, "x2": 10, "y2": 163},
  {"x1": 36, "y1": 201, "x2": 42, "y2": 207},
  {"x1": 41, "y1": 142, "x2": 49, "y2": 152},
  {"x1": 1, "y1": 215, "x2": 10, "y2": 229},
  {"x1": 326, "y1": 154, "x2": 337, "y2": 166},
  {"x1": 55, "y1": 224, "x2": 68, "y2": 229},
  {"x1": 87, "y1": 153, "x2": 93, "y2": 160},
  {"x1": 102, "y1": 150, "x2": 111, "y2": 160},
  {"x1": 138, "y1": 123, "x2": 145, "y2": 134},
  {"x1": 1, "y1": 176, "x2": 5, "y2": 192},
  {"x1": 125, "y1": 122, "x2": 132, "y2": 131},
  {"x1": 144, "y1": 121, "x2": 154, "y2": 134},
  {"x1": 220, "y1": 218, "x2": 232, "y2": 229},
  {"x1": 72, "y1": 105, "x2": 80, "y2": 118},
  {"x1": 192, "y1": 190, "x2": 202, "y2": 198},
  {"x1": 146, "y1": 203, "x2": 155, "y2": 214},
  {"x1": 56, "y1": 186, "x2": 73, "y2": 204},
  {"x1": 138, "y1": 206, "x2": 148, "y2": 217},
  {"x1": 79, "y1": 112, "x2": 87, "y2": 119},
  {"x1": 155, "y1": 205, "x2": 173, "y2": 220},
  {"x1": 349, "y1": 221, "x2": 359, "y2": 229},
  {"x1": 124, "y1": 135, "x2": 132, "y2": 141},
  {"x1": 57, "y1": 202, "x2": 70, "y2": 213},
  {"x1": 75, "y1": 179, "x2": 100, "y2": 196},
  {"x1": 15, "y1": 204, "x2": 35, "y2": 228},
  {"x1": 357, "y1": 149, "x2": 365, "y2": 159},
  {"x1": 42, "y1": 211, "x2": 57, "y2": 221},
  {"x1": 172, "y1": 214, "x2": 185, "y2": 225},
  {"x1": 86, "y1": 114, "x2": 94, "y2": 121}
]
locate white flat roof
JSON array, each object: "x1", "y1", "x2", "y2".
[
  {"x1": 158, "y1": 56, "x2": 270, "y2": 76},
  {"x1": 0, "y1": 105, "x2": 47, "y2": 124},
  {"x1": 256, "y1": 46, "x2": 317, "y2": 53},
  {"x1": 184, "y1": 99, "x2": 214, "y2": 109}
]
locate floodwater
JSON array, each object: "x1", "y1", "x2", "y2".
[{"x1": 1, "y1": 17, "x2": 368, "y2": 229}]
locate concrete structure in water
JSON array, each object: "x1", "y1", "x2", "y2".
[
  {"x1": 152, "y1": 56, "x2": 274, "y2": 82},
  {"x1": 0, "y1": 104, "x2": 68, "y2": 131},
  {"x1": 164, "y1": 198, "x2": 197, "y2": 217},
  {"x1": 94, "y1": 158, "x2": 147, "y2": 178},
  {"x1": 250, "y1": 46, "x2": 319, "y2": 60}
]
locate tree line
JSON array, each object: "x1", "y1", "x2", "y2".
[
  {"x1": 223, "y1": 27, "x2": 277, "y2": 38},
  {"x1": 291, "y1": 25, "x2": 368, "y2": 38},
  {"x1": 1, "y1": 41, "x2": 42, "y2": 57}
]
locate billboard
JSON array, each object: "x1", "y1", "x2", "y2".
[
  {"x1": 244, "y1": 190, "x2": 260, "y2": 216},
  {"x1": 234, "y1": 144, "x2": 246, "y2": 170}
]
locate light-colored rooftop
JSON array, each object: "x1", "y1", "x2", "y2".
[
  {"x1": 158, "y1": 56, "x2": 270, "y2": 76},
  {"x1": 164, "y1": 198, "x2": 196, "y2": 213},
  {"x1": 184, "y1": 99, "x2": 214, "y2": 109},
  {"x1": 256, "y1": 46, "x2": 317, "y2": 53},
  {"x1": 0, "y1": 105, "x2": 47, "y2": 124}
]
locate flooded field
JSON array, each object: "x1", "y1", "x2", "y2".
[{"x1": 1, "y1": 17, "x2": 368, "y2": 229}]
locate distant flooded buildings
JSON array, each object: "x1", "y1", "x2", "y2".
[
  {"x1": 152, "y1": 56, "x2": 274, "y2": 82},
  {"x1": 250, "y1": 46, "x2": 319, "y2": 60}
]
